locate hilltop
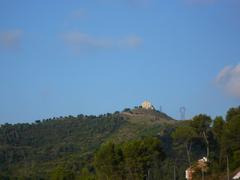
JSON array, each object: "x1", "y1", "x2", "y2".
[
  {"x1": 121, "y1": 107, "x2": 175, "y2": 125},
  {"x1": 107, "y1": 107, "x2": 176, "y2": 142}
]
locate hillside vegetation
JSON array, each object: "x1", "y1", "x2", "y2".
[{"x1": 0, "y1": 106, "x2": 239, "y2": 180}]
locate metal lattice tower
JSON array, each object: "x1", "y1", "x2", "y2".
[{"x1": 180, "y1": 106, "x2": 186, "y2": 120}]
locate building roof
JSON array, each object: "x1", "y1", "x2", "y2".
[{"x1": 233, "y1": 171, "x2": 240, "y2": 179}]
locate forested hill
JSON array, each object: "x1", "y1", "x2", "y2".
[
  {"x1": 0, "y1": 107, "x2": 176, "y2": 179},
  {"x1": 0, "y1": 106, "x2": 239, "y2": 180}
]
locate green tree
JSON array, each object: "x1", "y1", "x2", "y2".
[
  {"x1": 79, "y1": 168, "x2": 96, "y2": 180},
  {"x1": 191, "y1": 114, "x2": 212, "y2": 158},
  {"x1": 123, "y1": 137, "x2": 164, "y2": 180},
  {"x1": 94, "y1": 142, "x2": 124, "y2": 180},
  {"x1": 212, "y1": 116, "x2": 225, "y2": 143},
  {"x1": 226, "y1": 106, "x2": 240, "y2": 122},
  {"x1": 94, "y1": 137, "x2": 165, "y2": 180},
  {"x1": 50, "y1": 164, "x2": 75, "y2": 180},
  {"x1": 172, "y1": 126, "x2": 197, "y2": 166},
  {"x1": 221, "y1": 114, "x2": 240, "y2": 169},
  {"x1": 211, "y1": 116, "x2": 225, "y2": 169}
]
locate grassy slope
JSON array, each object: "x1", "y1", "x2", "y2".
[{"x1": 110, "y1": 108, "x2": 176, "y2": 141}]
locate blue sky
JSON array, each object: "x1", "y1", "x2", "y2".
[{"x1": 0, "y1": 0, "x2": 240, "y2": 123}]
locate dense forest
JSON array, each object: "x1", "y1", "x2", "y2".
[{"x1": 0, "y1": 106, "x2": 239, "y2": 179}]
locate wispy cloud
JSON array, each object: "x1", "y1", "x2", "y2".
[
  {"x1": 120, "y1": 36, "x2": 143, "y2": 48},
  {"x1": 70, "y1": 9, "x2": 86, "y2": 19},
  {"x1": 127, "y1": 0, "x2": 153, "y2": 7},
  {"x1": 97, "y1": 0, "x2": 153, "y2": 8},
  {"x1": 216, "y1": 64, "x2": 240, "y2": 98},
  {"x1": 62, "y1": 31, "x2": 142, "y2": 52},
  {"x1": 0, "y1": 30, "x2": 22, "y2": 51},
  {"x1": 63, "y1": 32, "x2": 112, "y2": 50},
  {"x1": 184, "y1": 0, "x2": 218, "y2": 6}
]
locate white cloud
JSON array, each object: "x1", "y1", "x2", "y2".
[
  {"x1": 216, "y1": 64, "x2": 240, "y2": 98},
  {"x1": 0, "y1": 30, "x2": 22, "y2": 50},
  {"x1": 62, "y1": 31, "x2": 142, "y2": 52}
]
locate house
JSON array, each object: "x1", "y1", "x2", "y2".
[
  {"x1": 141, "y1": 101, "x2": 155, "y2": 110},
  {"x1": 185, "y1": 168, "x2": 194, "y2": 180},
  {"x1": 185, "y1": 157, "x2": 208, "y2": 180},
  {"x1": 233, "y1": 171, "x2": 240, "y2": 180}
]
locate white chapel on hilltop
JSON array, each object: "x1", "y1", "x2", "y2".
[{"x1": 141, "y1": 101, "x2": 155, "y2": 110}]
